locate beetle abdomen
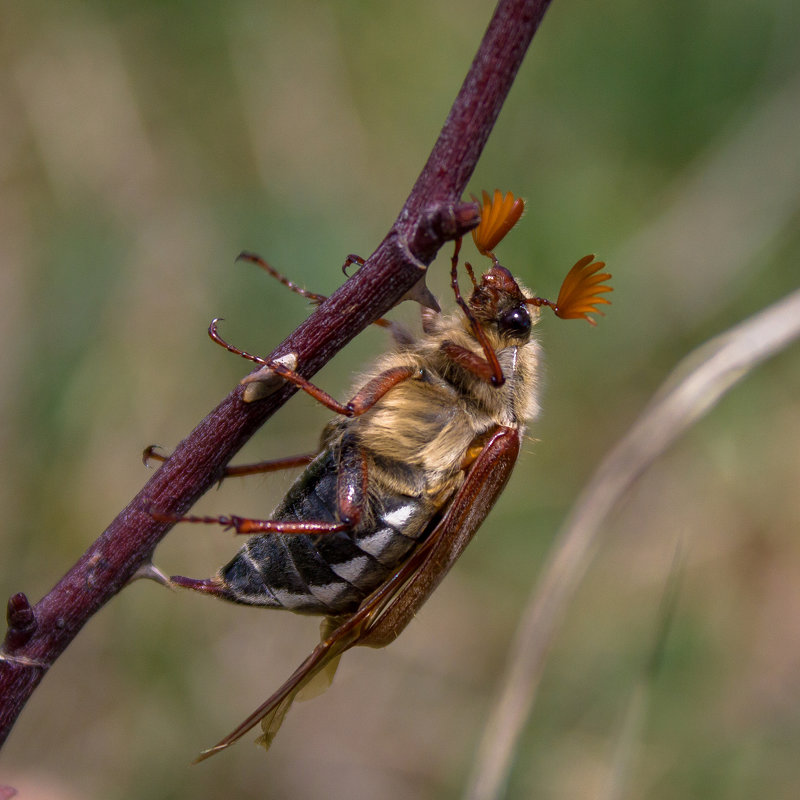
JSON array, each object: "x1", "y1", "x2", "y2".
[{"x1": 216, "y1": 449, "x2": 435, "y2": 615}]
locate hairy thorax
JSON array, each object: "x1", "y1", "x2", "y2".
[{"x1": 335, "y1": 323, "x2": 541, "y2": 505}]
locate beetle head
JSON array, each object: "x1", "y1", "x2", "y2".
[{"x1": 469, "y1": 262, "x2": 533, "y2": 340}]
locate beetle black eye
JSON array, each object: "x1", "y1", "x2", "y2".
[{"x1": 499, "y1": 306, "x2": 531, "y2": 336}]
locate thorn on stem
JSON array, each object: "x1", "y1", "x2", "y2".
[{"x1": 129, "y1": 562, "x2": 173, "y2": 589}]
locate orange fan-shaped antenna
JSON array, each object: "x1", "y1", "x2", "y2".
[
  {"x1": 552, "y1": 255, "x2": 613, "y2": 325},
  {"x1": 525, "y1": 255, "x2": 612, "y2": 325},
  {"x1": 471, "y1": 190, "x2": 525, "y2": 256}
]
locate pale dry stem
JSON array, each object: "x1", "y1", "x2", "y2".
[{"x1": 466, "y1": 286, "x2": 800, "y2": 800}]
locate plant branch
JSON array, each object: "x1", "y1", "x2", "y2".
[{"x1": 0, "y1": 0, "x2": 554, "y2": 750}]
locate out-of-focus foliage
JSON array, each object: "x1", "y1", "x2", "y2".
[{"x1": 1, "y1": 1, "x2": 798, "y2": 798}]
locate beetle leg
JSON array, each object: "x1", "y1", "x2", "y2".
[
  {"x1": 152, "y1": 435, "x2": 370, "y2": 538},
  {"x1": 336, "y1": 433, "x2": 368, "y2": 526},
  {"x1": 251, "y1": 361, "x2": 416, "y2": 417},
  {"x1": 341, "y1": 253, "x2": 365, "y2": 276},
  {"x1": 169, "y1": 575, "x2": 225, "y2": 596},
  {"x1": 210, "y1": 320, "x2": 415, "y2": 416},
  {"x1": 221, "y1": 454, "x2": 316, "y2": 478},
  {"x1": 165, "y1": 449, "x2": 367, "y2": 598},
  {"x1": 159, "y1": 405, "x2": 387, "y2": 541},
  {"x1": 346, "y1": 365, "x2": 419, "y2": 414},
  {"x1": 238, "y1": 250, "x2": 396, "y2": 329},
  {"x1": 143, "y1": 445, "x2": 315, "y2": 479},
  {"x1": 152, "y1": 510, "x2": 349, "y2": 536},
  {"x1": 463, "y1": 260, "x2": 479, "y2": 287},
  {"x1": 141, "y1": 445, "x2": 168, "y2": 467},
  {"x1": 439, "y1": 340, "x2": 499, "y2": 384},
  {"x1": 449, "y1": 239, "x2": 505, "y2": 386},
  {"x1": 262, "y1": 362, "x2": 417, "y2": 417},
  {"x1": 237, "y1": 251, "x2": 328, "y2": 305}
]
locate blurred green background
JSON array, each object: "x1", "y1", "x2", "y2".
[{"x1": 1, "y1": 1, "x2": 799, "y2": 798}]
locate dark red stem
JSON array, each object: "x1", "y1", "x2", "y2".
[{"x1": 0, "y1": 0, "x2": 553, "y2": 748}]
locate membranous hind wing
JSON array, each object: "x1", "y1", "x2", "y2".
[{"x1": 194, "y1": 426, "x2": 521, "y2": 760}]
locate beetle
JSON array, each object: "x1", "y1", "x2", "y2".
[{"x1": 154, "y1": 190, "x2": 612, "y2": 759}]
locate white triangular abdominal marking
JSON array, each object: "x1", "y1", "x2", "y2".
[
  {"x1": 381, "y1": 503, "x2": 416, "y2": 530},
  {"x1": 329, "y1": 556, "x2": 372, "y2": 583}
]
